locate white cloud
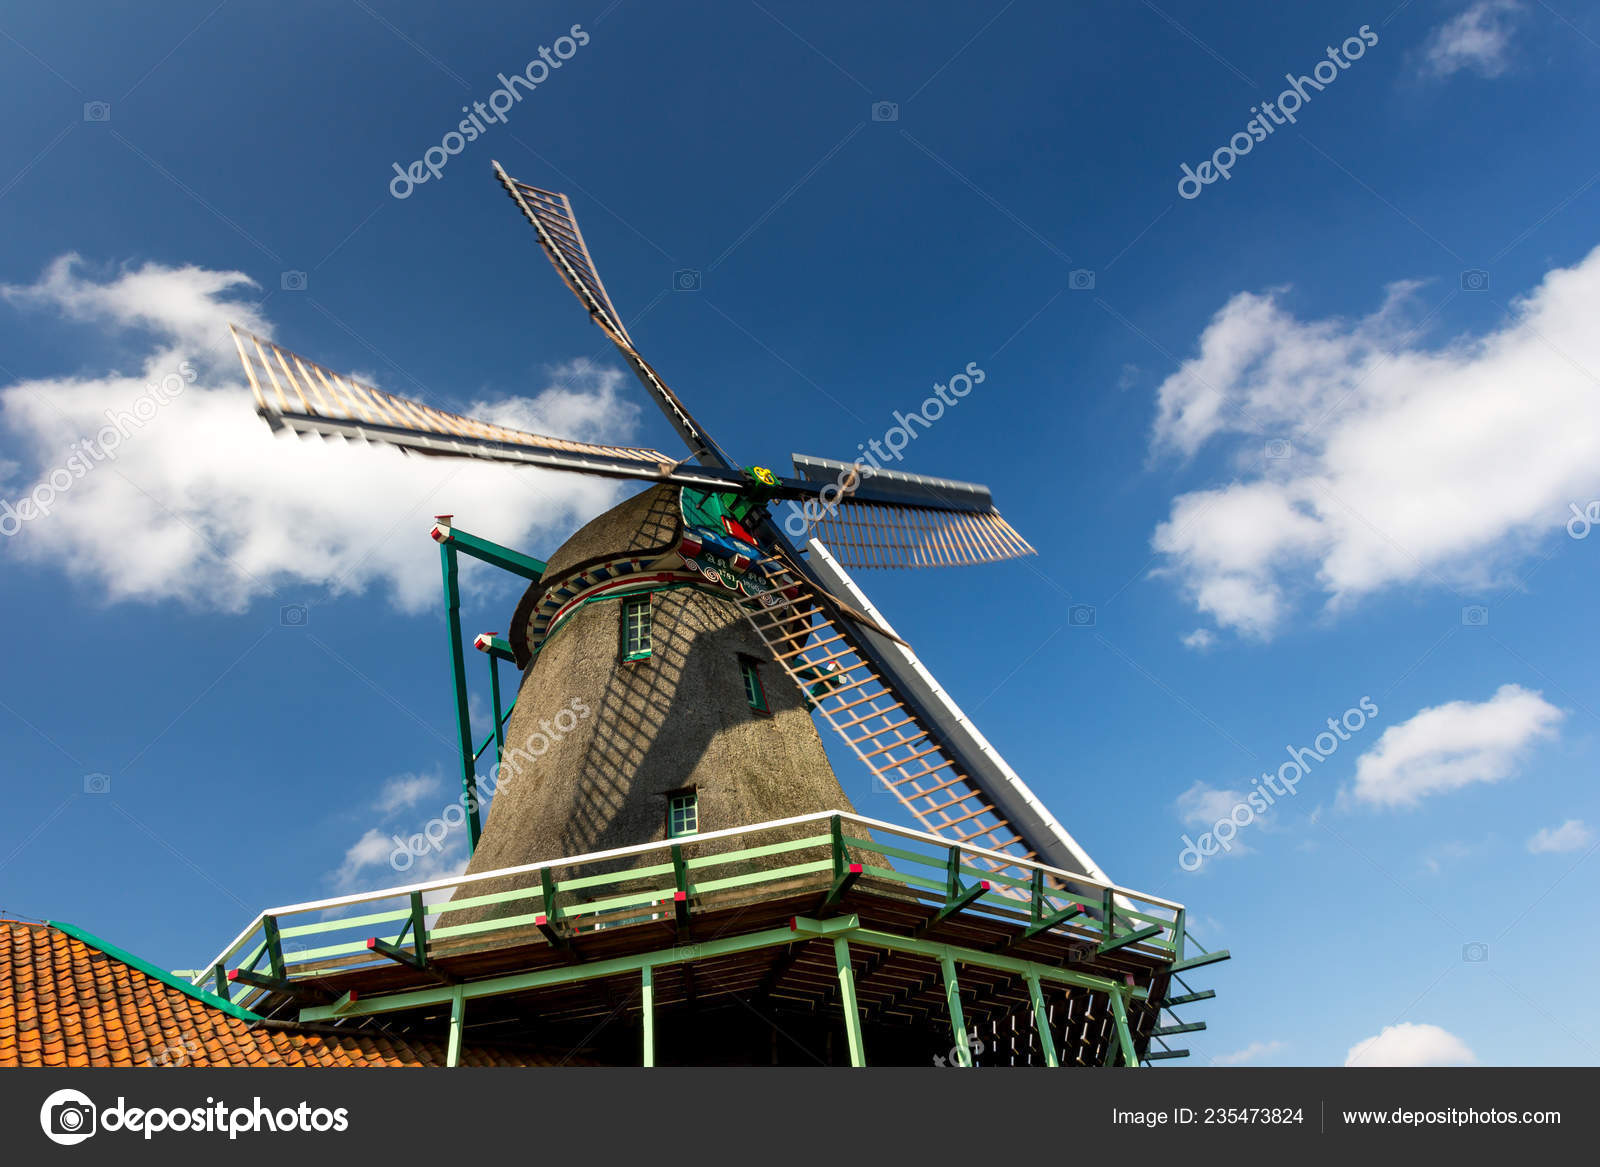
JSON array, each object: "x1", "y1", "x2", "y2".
[
  {"x1": 333, "y1": 828, "x2": 396, "y2": 889},
  {"x1": 1151, "y1": 246, "x2": 1600, "y2": 638},
  {"x1": 1175, "y1": 780, "x2": 1253, "y2": 856},
  {"x1": 1182, "y1": 627, "x2": 1216, "y2": 650},
  {"x1": 1345, "y1": 1022, "x2": 1477, "y2": 1067},
  {"x1": 1528, "y1": 818, "x2": 1593, "y2": 854},
  {"x1": 1421, "y1": 1, "x2": 1521, "y2": 80},
  {"x1": 1212, "y1": 1039, "x2": 1286, "y2": 1066},
  {"x1": 0, "y1": 255, "x2": 636, "y2": 612},
  {"x1": 374, "y1": 772, "x2": 443, "y2": 815},
  {"x1": 1350, "y1": 684, "x2": 1562, "y2": 809},
  {"x1": 1176, "y1": 780, "x2": 1245, "y2": 826}
]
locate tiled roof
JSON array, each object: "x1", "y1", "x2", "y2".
[{"x1": 0, "y1": 920, "x2": 550, "y2": 1067}]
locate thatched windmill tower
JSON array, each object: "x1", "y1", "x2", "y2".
[{"x1": 462, "y1": 483, "x2": 860, "y2": 874}]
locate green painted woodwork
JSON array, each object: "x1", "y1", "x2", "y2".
[
  {"x1": 262, "y1": 916, "x2": 286, "y2": 981},
  {"x1": 1170, "y1": 948, "x2": 1231, "y2": 974},
  {"x1": 939, "y1": 954, "x2": 972, "y2": 1067},
  {"x1": 446, "y1": 985, "x2": 466, "y2": 1068},
  {"x1": 740, "y1": 657, "x2": 768, "y2": 711},
  {"x1": 1024, "y1": 903, "x2": 1085, "y2": 939},
  {"x1": 622, "y1": 593, "x2": 652, "y2": 660},
  {"x1": 667, "y1": 791, "x2": 698, "y2": 838},
  {"x1": 1024, "y1": 971, "x2": 1059, "y2": 1067},
  {"x1": 1162, "y1": 989, "x2": 1216, "y2": 1008},
  {"x1": 1152, "y1": 1021, "x2": 1206, "y2": 1037},
  {"x1": 438, "y1": 525, "x2": 547, "y2": 580},
  {"x1": 48, "y1": 920, "x2": 262, "y2": 1023},
  {"x1": 1098, "y1": 924, "x2": 1162, "y2": 955},
  {"x1": 833, "y1": 937, "x2": 866, "y2": 1067},
  {"x1": 439, "y1": 539, "x2": 482, "y2": 849},
  {"x1": 487, "y1": 650, "x2": 506, "y2": 767},
  {"x1": 1109, "y1": 989, "x2": 1139, "y2": 1068}
]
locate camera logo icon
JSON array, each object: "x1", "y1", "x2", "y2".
[
  {"x1": 672, "y1": 268, "x2": 702, "y2": 292},
  {"x1": 83, "y1": 772, "x2": 111, "y2": 795},
  {"x1": 1068, "y1": 269, "x2": 1096, "y2": 291},
  {"x1": 1460, "y1": 269, "x2": 1490, "y2": 292},
  {"x1": 1462, "y1": 942, "x2": 1489, "y2": 962},
  {"x1": 280, "y1": 603, "x2": 308, "y2": 627},
  {"x1": 871, "y1": 101, "x2": 899, "y2": 122},
  {"x1": 83, "y1": 102, "x2": 111, "y2": 123},
  {"x1": 1068, "y1": 603, "x2": 1096, "y2": 627},
  {"x1": 281, "y1": 270, "x2": 308, "y2": 292},
  {"x1": 1264, "y1": 438, "x2": 1293, "y2": 460},
  {"x1": 41, "y1": 1088, "x2": 97, "y2": 1145},
  {"x1": 1461, "y1": 604, "x2": 1489, "y2": 627}
]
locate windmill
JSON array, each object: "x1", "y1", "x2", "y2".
[
  {"x1": 217, "y1": 163, "x2": 1226, "y2": 1067},
  {"x1": 230, "y1": 162, "x2": 1110, "y2": 898}
]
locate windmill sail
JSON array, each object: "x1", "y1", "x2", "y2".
[
  {"x1": 791, "y1": 453, "x2": 1037, "y2": 569},
  {"x1": 734, "y1": 530, "x2": 1104, "y2": 895},
  {"x1": 494, "y1": 162, "x2": 736, "y2": 469}
]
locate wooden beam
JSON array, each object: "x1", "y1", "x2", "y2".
[
  {"x1": 1025, "y1": 971, "x2": 1059, "y2": 1068},
  {"x1": 823, "y1": 863, "x2": 863, "y2": 911},
  {"x1": 1170, "y1": 948, "x2": 1231, "y2": 974},
  {"x1": 939, "y1": 955, "x2": 972, "y2": 1067},
  {"x1": 1098, "y1": 924, "x2": 1162, "y2": 956},
  {"x1": 833, "y1": 937, "x2": 866, "y2": 1067},
  {"x1": 1161, "y1": 989, "x2": 1216, "y2": 1008}
]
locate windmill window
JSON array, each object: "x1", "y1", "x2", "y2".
[
  {"x1": 667, "y1": 790, "x2": 698, "y2": 838},
  {"x1": 739, "y1": 656, "x2": 768, "y2": 713},
  {"x1": 621, "y1": 594, "x2": 652, "y2": 661}
]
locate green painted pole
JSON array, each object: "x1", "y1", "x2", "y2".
[
  {"x1": 832, "y1": 937, "x2": 866, "y2": 1067},
  {"x1": 1109, "y1": 988, "x2": 1139, "y2": 1068},
  {"x1": 641, "y1": 965, "x2": 655, "y2": 1067},
  {"x1": 446, "y1": 985, "x2": 466, "y2": 1068},
  {"x1": 1025, "y1": 971, "x2": 1059, "y2": 1068},
  {"x1": 939, "y1": 954, "x2": 972, "y2": 1067},
  {"x1": 439, "y1": 536, "x2": 481, "y2": 849},
  {"x1": 487, "y1": 651, "x2": 505, "y2": 768}
]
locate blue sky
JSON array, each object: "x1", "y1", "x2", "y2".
[{"x1": 2, "y1": 0, "x2": 1598, "y2": 1067}]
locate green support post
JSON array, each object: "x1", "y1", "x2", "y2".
[
  {"x1": 446, "y1": 984, "x2": 465, "y2": 1068},
  {"x1": 1109, "y1": 988, "x2": 1139, "y2": 1068},
  {"x1": 939, "y1": 954, "x2": 972, "y2": 1067},
  {"x1": 439, "y1": 534, "x2": 481, "y2": 850},
  {"x1": 436, "y1": 523, "x2": 547, "y2": 580},
  {"x1": 262, "y1": 916, "x2": 285, "y2": 981},
  {"x1": 409, "y1": 891, "x2": 428, "y2": 962},
  {"x1": 487, "y1": 651, "x2": 505, "y2": 768},
  {"x1": 641, "y1": 965, "x2": 656, "y2": 1067},
  {"x1": 1025, "y1": 971, "x2": 1059, "y2": 1067},
  {"x1": 212, "y1": 963, "x2": 230, "y2": 1003},
  {"x1": 833, "y1": 937, "x2": 866, "y2": 1067}
]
